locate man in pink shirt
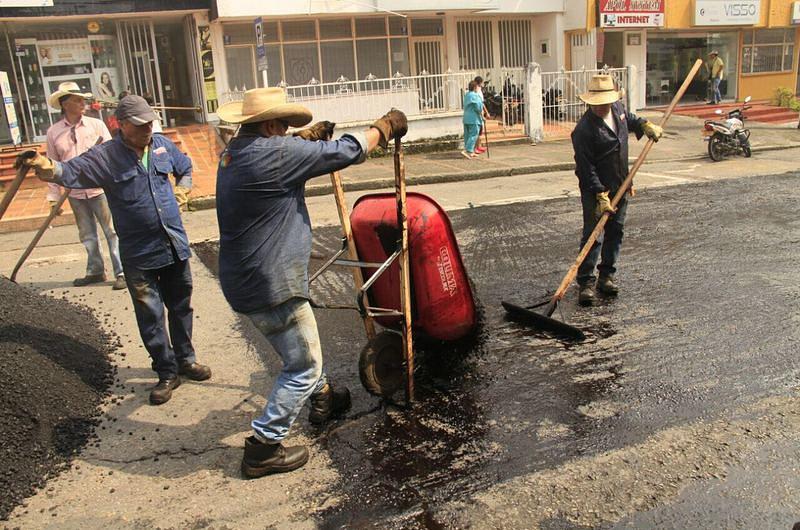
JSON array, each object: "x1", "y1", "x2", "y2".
[{"x1": 46, "y1": 82, "x2": 125, "y2": 289}]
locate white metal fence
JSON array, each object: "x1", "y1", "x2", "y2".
[
  {"x1": 540, "y1": 67, "x2": 630, "y2": 139},
  {"x1": 219, "y1": 71, "x2": 474, "y2": 126}
]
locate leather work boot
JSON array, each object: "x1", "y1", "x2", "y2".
[
  {"x1": 73, "y1": 273, "x2": 106, "y2": 287},
  {"x1": 578, "y1": 282, "x2": 596, "y2": 306},
  {"x1": 308, "y1": 383, "x2": 351, "y2": 425},
  {"x1": 241, "y1": 436, "x2": 309, "y2": 478},
  {"x1": 178, "y1": 362, "x2": 212, "y2": 381},
  {"x1": 112, "y1": 275, "x2": 127, "y2": 290},
  {"x1": 149, "y1": 376, "x2": 181, "y2": 405},
  {"x1": 597, "y1": 275, "x2": 619, "y2": 296}
]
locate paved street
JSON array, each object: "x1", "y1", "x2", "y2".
[{"x1": 1, "y1": 147, "x2": 799, "y2": 529}]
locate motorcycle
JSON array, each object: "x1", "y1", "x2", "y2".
[{"x1": 703, "y1": 95, "x2": 752, "y2": 162}]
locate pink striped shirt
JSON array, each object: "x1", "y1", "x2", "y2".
[{"x1": 45, "y1": 116, "x2": 112, "y2": 201}]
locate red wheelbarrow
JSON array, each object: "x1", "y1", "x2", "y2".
[{"x1": 310, "y1": 139, "x2": 477, "y2": 404}]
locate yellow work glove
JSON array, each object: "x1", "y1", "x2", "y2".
[
  {"x1": 173, "y1": 185, "x2": 190, "y2": 212},
  {"x1": 293, "y1": 120, "x2": 335, "y2": 141},
  {"x1": 595, "y1": 191, "x2": 616, "y2": 219},
  {"x1": 14, "y1": 150, "x2": 57, "y2": 181},
  {"x1": 642, "y1": 121, "x2": 663, "y2": 142}
]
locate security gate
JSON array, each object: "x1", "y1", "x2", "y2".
[
  {"x1": 115, "y1": 20, "x2": 166, "y2": 121},
  {"x1": 412, "y1": 39, "x2": 444, "y2": 112}
]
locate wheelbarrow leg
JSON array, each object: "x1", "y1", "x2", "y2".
[
  {"x1": 393, "y1": 138, "x2": 414, "y2": 405},
  {"x1": 329, "y1": 171, "x2": 376, "y2": 339}
]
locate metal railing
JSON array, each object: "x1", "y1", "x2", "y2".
[
  {"x1": 219, "y1": 71, "x2": 475, "y2": 126},
  {"x1": 540, "y1": 67, "x2": 629, "y2": 139}
]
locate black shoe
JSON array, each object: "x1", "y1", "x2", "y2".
[
  {"x1": 241, "y1": 436, "x2": 309, "y2": 478},
  {"x1": 597, "y1": 275, "x2": 619, "y2": 296},
  {"x1": 149, "y1": 376, "x2": 181, "y2": 405},
  {"x1": 73, "y1": 273, "x2": 106, "y2": 287},
  {"x1": 178, "y1": 362, "x2": 212, "y2": 381},
  {"x1": 578, "y1": 283, "x2": 596, "y2": 306},
  {"x1": 112, "y1": 275, "x2": 127, "y2": 290},
  {"x1": 308, "y1": 383, "x2": 351, "y2": 425}
]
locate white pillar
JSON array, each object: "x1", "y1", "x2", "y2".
[
  {"x1": 626, "y1": 64, "x2": 638, "y2": 112},
  {"x1": 526, "y1": 62, "x2": 543, "y2": 143}
]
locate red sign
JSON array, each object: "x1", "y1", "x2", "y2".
[{"x1": 600, "y1": 0, "x2": 665, "y2": 27}]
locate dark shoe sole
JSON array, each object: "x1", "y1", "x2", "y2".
[
  {"x1": 241, "y1": 452, "x2": 310, "y2": 478},
  {"x1": 308, "y1": 406, "x2": 351, "y2": 425},
  {"x1": 73, "y1": 276, "x2": 106, "y2": 287}
]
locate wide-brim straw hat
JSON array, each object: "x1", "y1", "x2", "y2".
[
  {"x1": 217, "y1": 87, "x2": 312, "y2": 126},
  {"x1": 578, "y1": 74, "x2": 622, "y2": 106},
  {"x1": 48, "y1": 81, "x2": 93, "y2": 110}
]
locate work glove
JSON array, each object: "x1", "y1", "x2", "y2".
[
  {"x1": 14, "y1": 150, "x2": 57, "y2": 181},
  {"x1": 293, "y1": 120, "x2": 336, "y2": 141},
  {"x1": 173, "y1": 185, "x2": 190, "y2": 212},
  {"x1": 371, "y1": 109, "x2": 408, "y2": 149},
  {"x1": 642, "y1": 121, "x2": 663, "y2": 142},
  {"x1": 595, "y1": 191, "x2": 616, "y2": 219}
]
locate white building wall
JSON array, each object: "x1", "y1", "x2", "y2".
[
  {"x1": 532, "y1": 13, "x2": 564, "y2": 72},
  {"x1": 563, "y1": 0, "x2": 588, "y2": 31},
  {"x1": 623, "y1": 30, "x2": 647, "y2": 110}
]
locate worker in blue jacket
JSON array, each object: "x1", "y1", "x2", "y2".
[{"x1": 571, "y1": 74, "x2": 663, "y2": 305}]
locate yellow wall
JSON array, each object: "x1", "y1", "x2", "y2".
[{"x1": 739, "y1": 71, "x2": 795, "y2": 99}]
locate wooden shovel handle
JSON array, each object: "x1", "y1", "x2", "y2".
[
  {"x1": 548, "y1": 59, "x2": 704, "y2": 308},
  {"x1": 10, "y1": 188, "x2": 70, "y2": 282},
  {"x1": 0, "y1": 165, "x2": 29, "y2": 222}
]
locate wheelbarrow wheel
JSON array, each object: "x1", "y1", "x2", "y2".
[{"x1": 359, "y1": 331, "x2": 404, "y2": 397}]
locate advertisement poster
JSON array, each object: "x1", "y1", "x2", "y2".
[
  {"x1": 600, "y1": 0, "x2": 665, "y2": 28},
  {"x1": 198, "y1": 26, "x2": 218, "y2": 114},
  {"x1": 36, "y1": 39, "x2": 92, "y2": 67},
  {"x1": 0, "y1": 71, "x2": 22, "y2": 145},
  {"x1": 94, "y1": 69, "x2": 118, "y2": 101}
]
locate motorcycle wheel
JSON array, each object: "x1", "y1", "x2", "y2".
[
  {"x1": 743, "y1": 144, "x2": 752, "y2": 158},
  {"x1": 708, "y1": 133, "x2": 725, "y2": 162}
]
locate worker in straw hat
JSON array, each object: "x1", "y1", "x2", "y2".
[
  {"x1": 215, "y1": 87, "x2": 407, "y2": 478},
  {"x1": 571, "y1": 74, "x2": 663, "y2": 305},
  {"x1": 45, "y1": 81, "x2": 125, "y2": 290}
]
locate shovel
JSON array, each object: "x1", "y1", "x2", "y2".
[
  {"x1": 0, "y1": 165, "x2": 29, "y2": 221},
  {"x1": 10, "y1": 188, "x2": 70, "y2": 282},
  {"x1": 503, "y1": 59, "x2": 704, "y2": 341}
]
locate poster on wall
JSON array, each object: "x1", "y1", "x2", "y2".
[
  {"x1": 0, "y1": 71, "x2": 22, "y2": 145},
  {"x1": 600, "y1": 0, "x2": 665, "y2": 28},
  {"x1": 94, "y1": 69, "x2": 118, "y2": 101},
  {"x1": 694, "y1": 0, "x2": 760, "y2": 26},
  {"x1": 36, "y1": 39, "x2": 92, "y2": 68},
  {"x1": 198, "y1": 26, "x2": 218, "y2": 114}
]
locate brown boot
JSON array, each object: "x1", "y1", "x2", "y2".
[
  {"x1": 178, "y1": 362, "x2": 212, "y2": 381},
  {"x1": 241, "y1": 436, "x2": 309, "y2": 478},
  {"x1": 578, "y1": 282, "x2": 596, "y2": 306},
  {"x1": 149, "y1": 376, "x2": 181, "y2": 405},
  {"x1": 73, "y1": 273, "x2": 106, "y2": 287},
  {"x1": 597, "y1": 275, "x2": 619, "y2": 296},
  {"x1": 308, "y1": 383, "x2": 351, "y2": 425}
]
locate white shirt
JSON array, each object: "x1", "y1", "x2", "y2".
[{"x1": 602, "y1": 110, "x2": 617, "y2": 135}]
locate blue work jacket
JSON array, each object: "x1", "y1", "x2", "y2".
[{"x1": 54, "y1": 133, "x2": 193, "y2": 270}]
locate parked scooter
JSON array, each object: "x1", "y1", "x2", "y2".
[{"x1": 703, "y1": 95, "x2": 752, "y2": 161}]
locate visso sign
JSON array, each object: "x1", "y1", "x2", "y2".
[{"x1": 695, "y1": 0, "x2": 761, "y2": 26}]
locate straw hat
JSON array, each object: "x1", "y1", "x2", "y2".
[
  {"x1": 578, "y1": 74, "x2": 622, "y2": 106},
  {"x1": 708, "y1": 50, "x2": 719, "y2": 56},
  {"x1": 48, "y1": 81, "x2": 93, "y2": 110},
  {"x1": 217, "y1": 87, "x2": 312, "y2": 126}
]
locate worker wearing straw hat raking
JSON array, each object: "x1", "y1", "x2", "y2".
[
  {"x1": 571, "y1": 74, "x2": 663, "y2": 305},
  {"x1": 215, "y1": 87, "x2": 407, "y2": 478}
]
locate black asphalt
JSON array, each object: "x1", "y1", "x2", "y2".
[{"x1": 195, "y1": 172, "x2": 800, "y2": 529}]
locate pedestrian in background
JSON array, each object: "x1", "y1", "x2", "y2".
[
  {"x1": 707, "y1": 51, "x2": 724, "y2": 105},
  {"x1": 462, "y1": 80, "x2": 483, "y2": 159},
  {"x1": 473, "y1": 76, "x2": 490, "y2": 154},
  {"x1": 45, "y1": 81, "x2": 125, "y2": 290},
  {"x1": 16, "y1": 95, "x2": 212, "y2": 406},
  {"x1": 216, "y1": 88, "x2": 407, "y2": 478}
]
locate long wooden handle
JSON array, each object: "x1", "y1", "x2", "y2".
[
  {"x1": 11, "y1": 188, "x2": 71, "y2": 282},
  {"x1": 394, "y1": 138, "x2": 415, "y2": 404},
  {"x1": 546, "y1": 59, "x2": 704, "y2": 313},
  {"x1": 0, "y1": 165, "x2": 29, "y2": 221},
  {"x1": 329, "y1": 171, "x2": 376, "y2": 339}
]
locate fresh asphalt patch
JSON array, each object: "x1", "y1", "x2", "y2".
[{"x1": 192, "y1": 172, "x2": 798, "y2": 528}]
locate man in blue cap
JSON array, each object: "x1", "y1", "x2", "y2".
[{"x1": 16, "y1": 95, "x2": 212, "y2": 405}]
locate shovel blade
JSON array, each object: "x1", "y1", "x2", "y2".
[{"x1": 502, "y1": 301, "x2": 586, "y2": 341}]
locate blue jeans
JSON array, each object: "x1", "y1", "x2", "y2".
[
  {"x1": 463, "y1": 123, "x2": 480, "y2": 153},
  {"x1": 123, "y1": 258, "x2": 196, "y2": 379},
  {"x1": 246, "y1": 298, "x2": 327, "y2": 443},
  {"x1": 577, "y1": 191, "x2": 629, "y2": 285},
  {"x1": 712, "y1": 77, "x2": 722, "y2": 104},
  {"x1": 68, "y1": 194, "x2": 123, "y2": 277}
]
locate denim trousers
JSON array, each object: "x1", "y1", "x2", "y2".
[
  {"x1": 246, "y1": 297, "x2": 327, "y2": 443},
  {"x1": 712, "y1": 77, "x2": 722, "y2": 103},
  {"x1": 577, "y1": 191, "x2": 629, "y2": 285},
  {"x1": 123, "y1": 258, "x2": 196, "y2": 379},
  {"x1": 68, "y1": 194, "x2": 123, "y2": 277},
  {"x1": 463, "y1": 123, "x2": 480, "y2": 153}
]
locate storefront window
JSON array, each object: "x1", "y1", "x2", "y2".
[
  {"x1": 646, "y1": 32, "x2": 738, "y2": 106},
  {"x1": 742, "y1": 29, "x2": 795, "y2": 74},
  {"x1": 225, "y1": 46, "x2": 255, "y2": 91}
]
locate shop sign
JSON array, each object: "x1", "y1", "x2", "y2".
[
  {"x1": 600, "y1": 0, "x2": 665, "y2": 28},
  {"x1": 694, "y1": 0, "x2": 760, "y2": 26},
  {"x1": 254, "y1": 17, "x2": 268, "y2": 73},
  {"x1": 792, "y1": 2, "x2": 800, "y2": 24},
  {"x1": 0, "y1": 72, "x2": 22, "y2": 146}
]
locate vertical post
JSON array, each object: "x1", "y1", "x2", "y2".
[
  {"x1": 394, "y1": 138, "x2": 414, "y2": 405},
  {"x1": 526, "y1": 62, "x2": 543, "y2": 143},
  {"x1": 329, "y1": 171, "x2": 376, "y2": 339}
]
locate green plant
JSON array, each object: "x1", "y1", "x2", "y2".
[{"x1": 774, "y1": 86, "x2": 799, "y2": 109}]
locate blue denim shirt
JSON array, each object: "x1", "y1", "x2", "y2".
[
  {"x1": 54, "y1": 133, "x2": 193, "y2": 270},
  {"x1": 216, "y1": 132, "x2": 368, "y2": 314}
]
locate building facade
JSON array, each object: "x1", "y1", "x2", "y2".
[
  {"x1": 565, "y1": 0, "x2": 800, "y2": 108},
  {"x1": 0, "y1": 0, "x2": 214, "y2": 144}
]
